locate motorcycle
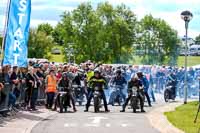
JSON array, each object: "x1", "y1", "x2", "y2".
[
  {"x1": 130, "y1": 86, "x2": 144, "y2": 113},
  {"x1": 164, "y1": 81, "x2": 176, "y2": 102},
  {"x1": 93, "y1": 86, "x2": 102, "y2": 113},
  {"x1": 72, "y1": 84, "x2": 84, "y2": 106},
  {"x1": 57, "y1": 87, "x2": 68, "y2": 113}
]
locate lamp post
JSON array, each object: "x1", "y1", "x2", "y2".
[{"x1": 181, "y1": 10, "x2": 193, "y2": 104}]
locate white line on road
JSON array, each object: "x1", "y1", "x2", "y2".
[
  {"x1": 88, "y1": 116, "x2": 108, "y2": 124},
  {"x1": 64, "y1": 123, "x2": 77, "y2": 127},
  {"x1": 121, "y1": 124, "x2": 128, "y2": 127},
  {"x1": 105, "y1": 123, "x2": 111, "y2": 127},
  {"x1": 64, "y1": 123, "x2": 69, "y2": 127},
  {"x1": 84, "y1": 123, "x2": 99, "y2": 127}
]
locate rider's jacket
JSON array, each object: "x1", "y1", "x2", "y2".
[
  {"x1": 111, "y1": 76, "x2": 127, "y2": 87},
  {"x1": 127, "y1": 79, "x2": 143, "y2": 92},
  {"x1": 88, "y1": 76, "x2": 107, "y2": 90},
  {"x1": 58, "y1": 78, "x2": 70, "y2": 92},
  {"x1": 167, "y1": 73, "x2": 177, "y2": 87},
  {"x1": 86, "y1": 71, "x2": 94, "y2": 82}
]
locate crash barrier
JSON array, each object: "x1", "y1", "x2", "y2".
[
  {"x1": 0, "y1": 83, "x2": 10, "y2": 112},
  {"x1": 0, "y1": 82, "x2": 46, "y2": 113}
]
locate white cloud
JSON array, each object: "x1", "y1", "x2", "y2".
[
  {"x1": 0, "y1": 0, "x2": 8, "y2": 4},
  {"x1": 0, "y1": 15, "x2": 6, "y2": 30},
  {"x1": 32, "y1": 5, "x2": 75, "y2": 11},
  {"x1": 30, "y1": 19, "x2": 58, "y2": 28},
  {"x1": 130, "y1": 0, "x2": 200, "y2": 38},
  {"x1": 103, "y1": 0, "x2": 140, "y2": 5},
  {"x1": 158, "y1": 0, "x2": 200, "y2": 5}
]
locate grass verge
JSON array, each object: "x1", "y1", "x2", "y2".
[{"x1": 164, "y1": 101, "x2": 200, "y2": 133}]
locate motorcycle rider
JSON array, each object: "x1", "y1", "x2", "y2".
[
  {"x1": 72, "y1": 71, "x2": 85, "y2": 104},
  {"x1": 109, "y1": 69, "x2": 127, "y2": 105},
  {"x1": 54, "y1": 72, "x2": 77, "y2": 112},
  {"x1": 167, "y1": 70, "x2": 177, "y2": 98},
  {"x1": 120, "y1": 74, "x2": 145, "y2": 113},
  {"x1": 137, "y1": 72, "x2": 152, "y2": 107},
  {"x1": 84, "y1": 70, "x2": 110, "y2": 112}
]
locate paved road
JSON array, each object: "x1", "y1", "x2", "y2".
[{"x1": 31, "y1": 103, "x2": 162, "y2": 133}]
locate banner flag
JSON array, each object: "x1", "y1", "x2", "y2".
[{"x1": 3, "y1": 0, "x2": 31, "y2": 67}]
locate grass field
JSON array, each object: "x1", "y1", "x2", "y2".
[
  {"x1": 178, "y1": 56, "x2": 200, "y2": 67},
  {"x1": 165, "y1": 101, "x2": 200, "y2": 133},
  {"x1": 49, "y1": 54, "x2": 65, "y2": 62},
  {"x1": 49, "y1": 46, "x2": 65, "y2": 62},
  {"x1": 130, "y1": 56, "x2": 200, "y2": 67},
  {"x1": 49, "y1": 47, "x2": 200, "y2": 66}
]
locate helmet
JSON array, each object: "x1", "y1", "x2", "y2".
[
  {"x1": 137, "y1": 71, "x2": 143, "y2": 77},
  {"x1": 62, "y1": 72, "x2": 75, "y2": 80},
  {"x1": 94, "y1": 70, "x2": 100, "y2": 74},
  {"x1": 116, "y1": 69, "x2": 122, "y2": 75},
  {"x1": 62, "y1": 72, "x2": 68, "y2": 78}
]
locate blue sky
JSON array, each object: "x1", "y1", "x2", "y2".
[{"x1": 0, "y1": 0, "x2": 200, "y2": 38}]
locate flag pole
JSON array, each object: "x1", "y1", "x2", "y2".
[{"x1": 1, "y1": 0, "x2": 11, "y2": 66}]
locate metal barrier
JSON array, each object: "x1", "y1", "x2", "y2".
[
  {"x1": 0, "y1": 83, "x2": 11, "y2": 112},
  {"x1": 0, "y1": 82, "x2": 46, "y2": 113}
]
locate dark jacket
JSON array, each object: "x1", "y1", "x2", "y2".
[
  {"x1": 58, "y1": 78, "x2": 70, "y2": 92},
  {"x1": 26, "y1": 73, "x2": 40, "y2": 89},
  {"x1": 111, "y1": 76, "x2": 127, "y2": 86},
  {"x1": 128, "y1": 79, "x2": 143, "y2": 91}
]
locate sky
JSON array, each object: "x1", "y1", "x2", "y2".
[{"x1": 0, "y1": 0, "x2": 200, "y2": 38}]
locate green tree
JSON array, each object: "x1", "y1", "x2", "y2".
[
  {"x1": 195, "y1": 34, "x2": 200, "y2": 44},
  {"x1": 96, "y1": 2, "x2": 137, "y2": 63},
  {"x1": 28, "y1": 28, "x2": 54, "y2": 59},
  {"x1": 52, "y1": 23, "x2": 65, "y2": 45},
  {"x1": 54, "y1": 2, "x2": 179, "y2": 65},
  {"x1": 37, "y1": 23, "x2": 53, "y2": 36},
  {"x1": 0, "y1": 36, "x2": 2, "y2": 47},
  {"x1": 136, "y1": 15, "x2": 179, "y2": 65}
]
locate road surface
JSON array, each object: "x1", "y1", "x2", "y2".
[{"x1": 31, "y1": 103, "x2": 162, "y2": 133}]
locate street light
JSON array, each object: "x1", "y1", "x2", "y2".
[{"x1": 181, "y1": 10, "x2": 193, "y2": 104}]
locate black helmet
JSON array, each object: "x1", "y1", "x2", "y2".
[
  {"x1": 116, "y1": 69, "x2": 122, "y2": 75},
  {"x1": 62, "y1": 72, "x2": 68, "y2": 78},
  {"x1": 137, "y1": 72, "x2": 143, "y2": 77}
]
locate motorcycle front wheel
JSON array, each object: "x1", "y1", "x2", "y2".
[
  {"x1": 164, "y1": 90, "x2": 170, "y2": 102},
  {"x1": 59, "y1": 96, "x2": 64, "y2": 113},
  {"x1": 131, "y1": 96, "x2": 138, "y2": 113},
  {"x1": 94, "y1": 96, "x2": 100, "y2": 113}
]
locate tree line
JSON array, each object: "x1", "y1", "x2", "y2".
[{"x1": 2, "y1": 2, "x2": 194, "y2": 65}]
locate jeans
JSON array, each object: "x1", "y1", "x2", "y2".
[
  {"x1": 144, "y1": 91, "x2": 151, "y2": 106},
  {"x1": 30, "y1": 88, "x2": 38, "y2": 109},
  {"x1": 109, "y1": 89, "x2": 126, "y2": 105},
  {"x1": 46, "y1": 92, "x2": 55, "y2": 109},
  {"x1": 8, "y1": 93, "x2": 16, "y2": 107},
  {"x1": 148, "y1": 87, "x2": 156, "y2": 102}
]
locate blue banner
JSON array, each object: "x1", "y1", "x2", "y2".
[{"x1": 3, "y1": 0, "x2": 31, "y2": 67}]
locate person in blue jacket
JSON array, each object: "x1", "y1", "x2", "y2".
[{"x1": 137, "y1": 72, "x2": 152, "y2": 107}]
